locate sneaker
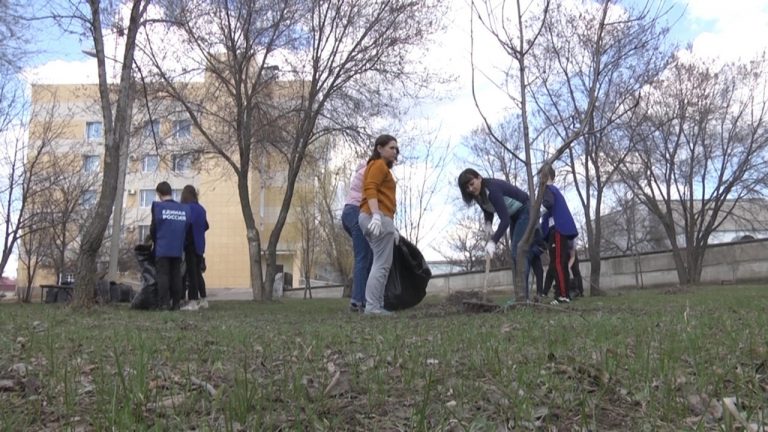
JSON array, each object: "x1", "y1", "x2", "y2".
[
  {"x1": 197, "y1": 299, "x2": 209, "y2": 309},
  {"x1": 181, "y1": 301, "x2": 199, "y2": 311},
  {"x1": 551, "y1": 297, "x2": 571, "y2": 305},
  {"x1": 349, "y1": 303, "x2": 361, "y2": 313},
  {"x1": 363, "y1": 307, "x2": 393, "y2": 316}
]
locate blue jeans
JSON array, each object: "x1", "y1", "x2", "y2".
[
  {"x1": 509, "y1": 204, "x2": 542, "y2": 299},
  {"x1": 342, "y1": 204, "x2": 372, "y2": 306}
]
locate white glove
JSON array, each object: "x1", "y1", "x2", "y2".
[
  {"x1": 367, "y1": 213, "x2": 382, "y2": 237},
  {"x1": 484, "y1": 221, "x2": 494, "y2": 236},
  {"x1": 485, "y1": 240, "x2": 496, "y2": 257}
]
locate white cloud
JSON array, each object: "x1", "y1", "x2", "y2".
[
  {"x1": 24, "y1": 59, "x2": 100, "y2": 85},
  {"x1": 683, "y1": 0, "x2": 768, "y2": 61}
]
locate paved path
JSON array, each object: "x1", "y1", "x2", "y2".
[{"x1": 206, "y1": 288, "x2": 255, "y2": 301}]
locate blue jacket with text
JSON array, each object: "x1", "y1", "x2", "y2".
[
  {"x1": 541, "y1": 184, "x2": 578, "y2": 239},
  {"x1": 151, "y1": 199, "x2": 191, "y2": 258}
]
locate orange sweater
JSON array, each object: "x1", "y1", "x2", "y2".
[{"x1": 360, "y1": 159, "x2": 397, "y2": 218}]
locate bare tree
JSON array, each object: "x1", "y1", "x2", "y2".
[
  {"x1": 470, "y1": 0, "x2": 607, "y2": 300},
  {"x1": 143, "y1": 0, "x2": 445, "y2": 300},
  {"x1": 0, "y1": 0, "x2": 30, "y2": 74},
  {"x1": 294, "y1": 187, "x2": 319, "y2": 299},
  {"x1": 462, "y1": 118, "x2": 526, "y2": 185},
  {"x1": 311, "y1": 144, "x2": 353, "y2": 294},
  {"x1": 617, "y1": 55, "x2": 768, "y2": 284},
  {"x1": 395, "y1": 133, "x2": 452, "y2": 246},
  {"x1": 0, "y1": 94, "x2": 66, "y2": 278},
  {"x1": 439, "y1": 211, "x2": 486, "y2": 272},
  {"x1": 41, "y1": 152, "x2": 100, "y2": 280},
  {"x1": 18, "y1": 213, "x2": 50, "y2": 303},
  {"x1": 528, "y1": 1, "x2": 674, "y2": 294},
  {"x1": 44, "y1": 0, "x2": 150, "y2": 307}
]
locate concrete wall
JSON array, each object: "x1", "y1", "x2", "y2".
[
  {"x1": 581, "y1": 238, "x2": 768, "y2": 291},
  {"x1": 424, "y1": 238, "x2": 768, "y2": 296},
  {"x1": 274, "y1": 239, "x2": 768, "y2": 300}
]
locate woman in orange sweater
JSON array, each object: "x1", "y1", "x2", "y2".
[{"x1": 358, "y1": 134, "x2": 399, "y2": 315}]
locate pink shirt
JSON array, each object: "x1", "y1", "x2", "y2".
[{"x1": 344, "y1": 162, "x2": 367, "y2": 206}]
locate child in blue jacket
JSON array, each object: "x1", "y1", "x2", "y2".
[{"x1": 540, "y1": 165, "x2": 578, "y2": 304}]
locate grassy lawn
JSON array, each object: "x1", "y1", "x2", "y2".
[{"x1": 1, "y1": 285, "x2": 767, "y2": 431}]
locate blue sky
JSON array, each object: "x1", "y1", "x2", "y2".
[
  {"x1": 14, "y1": 0, "x2": 768, "y2": 265},
  {"x1": 22, "y1": 0, "x2": 754, "y2": 80}
]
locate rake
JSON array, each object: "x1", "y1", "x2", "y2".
[{"x1": 461, "y1": 254, "x2": 501, "y2": 313}]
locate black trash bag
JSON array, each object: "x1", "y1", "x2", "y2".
[
  {"x1": 45, "y1": 287, "x2": 72, "y2": 304},
  {"x1": 109, "y1": 282, "x2": 121, "y2": 303},
  {"x1": 119, "y1": 284, "x2": 135, "y2": 302},
  {"x1": 130, "y1": 244, "x2": 158, "y2": 310},
  {"x1": 55, "y1": 288, "x2": 72, "y2": 303},
  {"x1": 384, "y1": 238, "x2": 432, "y2": 311},
  {"x1": 44, "y1": 287, "x2": 58, "y2": 304},
  {"x1": 95, "y1": 280, "x2": 111, "y2": 304}
]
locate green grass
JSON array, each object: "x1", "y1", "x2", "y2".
[{"x1": 1, "y1": 285, "x2": 767, "y2": 431}]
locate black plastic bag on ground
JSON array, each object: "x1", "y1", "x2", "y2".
[
  {"x1": 384, "y1": 238, "x2": 431, "y2": 311},
  {"x1": 131, "y1": 244, "x2": 158, "y2": 310}
]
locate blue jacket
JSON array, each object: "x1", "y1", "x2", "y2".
[
  {"x1": 150, "y1": 199, "x2": 191, "y2": 258},
  {"x1": 541, "y1": 184, "x2": 578, "y2": 239},
  {"x1": 476, "y1": 179, "x2": 529, "y2": 244},
  {"x1": 187, "y1": 201, "x2": 209, "y2": 256}
]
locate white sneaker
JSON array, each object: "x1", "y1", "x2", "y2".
[
  {"x1": 197, "y1": 299, "x2": 209, "y2": 309},
  {"x1": 364, "y1": 307, "x2": 393, "y2": 316},
  {"x1": 181, "y1": 301, "x2": 199, "y2": 311}
]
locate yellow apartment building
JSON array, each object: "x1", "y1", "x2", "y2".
[{"x1": 21, "y1": 82, "x2": 303, "y2": 291}]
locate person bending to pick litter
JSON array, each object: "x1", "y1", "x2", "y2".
[{"x1": 457, "y1": 168, "x2": 543, "y2": 301}]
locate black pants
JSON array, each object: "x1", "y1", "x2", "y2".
[
  {"x1": 543, "y1": 247, "x2": 584, "y2": 297},
  {"x1": 184, "y1": 251, "x2": 206, "y2": 300},
  {"x1": 531, "y1": 253, "x2": 543, "y2": 295},
  {"x1": 546, "y1": 231, "x2": 571, "y2": 299},
  {"x1": 570, "y1": 255, "x2": 584, "y2": 296},
  {"x1": 156, "y1": 257, "x2": 182, "y2": 309}
]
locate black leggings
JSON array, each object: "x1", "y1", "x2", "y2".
[{"x1": 184, "y1": 251, "x2": 206, "y2": 300}]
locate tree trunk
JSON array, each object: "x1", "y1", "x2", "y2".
[
  {"x1": 236, "y1": 175, "x2": 264, "y2": 301},
  {"x1": 687, "y1": 246, "x2": 705, "y2": 284},
  {"x1": 265, "y1": 150, "x2": 306, "y2": 301},
  {"x1": 72, "y1": 0, "x2": 145, "y2": 308}
]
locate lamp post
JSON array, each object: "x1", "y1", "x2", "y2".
[{"x1": 82, "y1": 49, "x2": 132, "y2": 282}]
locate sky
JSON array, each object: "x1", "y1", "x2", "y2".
[{"x1": 9, "y1": 0, "x2": 768, "y2": 273}]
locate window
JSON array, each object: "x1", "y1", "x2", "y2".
[
  {"x1": 172, "y1": 153, "x2": 193, "y2": 172},
  {"x1": 81, "y1": 190, "x2": 97, "y2": 208},
  {"x1": 138, "y1": 225, "x2": 151, "y2": 243},
  {"x1": 172, "y1": 119, "x2": 192, "y2": 139},
  {"x1": 83, "y1": 155, "x2": 100, "y2": 173},
  {"x1": 142, "y1": 155, "x2": 159, "y2": 173},
  {"x1": 139, "y1": 189, "x2": 155, "y2": 208},
  {"x1": 172, "y1": 189, "x2": 182, "y2": 201},
  {"x1": 143, "y1": 120, "x2": 160, "y2": 138},
  {"x1": 86, "y1": 121, "x2": 103, "y2": 140}
]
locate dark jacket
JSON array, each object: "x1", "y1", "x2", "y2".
[
  {"x1": 150, "y1": 199, "x2": 191, "y2": 258},
  {"x1": 187, "y1": 202, "x2": 209, "y2": 256},
  {"x1": 541, "y1": 184, "x2": 578, "y2": 239},
  {"x1": 475, "y1": 178, "x2": 530, "y2": 243}
]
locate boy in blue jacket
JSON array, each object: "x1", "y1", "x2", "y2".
[
  {"x1": 150, "y1": 181, "x2": 191, "y2": 310},
  {"x1": 540, "y1": 165, "x2": 578, "y2": 304}
]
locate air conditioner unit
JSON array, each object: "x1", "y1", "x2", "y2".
[{"x1": 127, "y1": 189, "x2": 137, "y2": 195}]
